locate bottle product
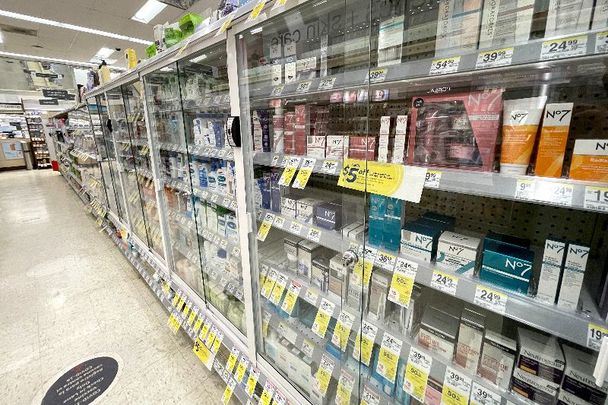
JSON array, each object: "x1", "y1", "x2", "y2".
[{"x1": 535, "y1": 103, "x2": 574, "y2": 178}]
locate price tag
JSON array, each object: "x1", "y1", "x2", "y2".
[
  {"x1": 292, "y1": 158, "x2": 316, "y2": 189},
  {"x1": 167, "y1": 312, "x2": 182, "y2": 334},
  {"x1": 352, "y1": 248, "x2": 375, "y2": 288},
  {"x1": 95, "y1": 217, "x2": 104, "y2": 227},
  {"x1": 269, "y1": 272, "x2": 288, "y2": 305},
  {"x1": 222, "y1": 197, "x2": 231, "y2": 209},
  {"x1": 187, "y1": 307, "x2": 197, "y2": 326},
  {"x1": 246, "y1": 368, "x2": 260, "y2": 397},
  {"x1": 260, "y1": 268, "x2": 278, "y2": 298},
  {"x1": 270, "y1": 85, "x2": 284, "y2": 97},
  {"x1": 216, "y1": 12, "x2": 235, "y2": 36},
  {"x1": 429, "y1": 56, "x2": 461, "y2": 75},
  {"x1": 181, "y1": 301, "x2": 191, "y2": 318},
  {"x1": 425, "y1": 170, "x2": 442, "y2": 188},
  {"x1": 200, "y1": 319, "x2": 212, "y2": 340},
  {"x1": 272, "y1": 0, "x2": 288, "y2": 10},
  {"x1": 258, "y1": 381, "x2": 275, "y2": 405},
  {"x1": 475, "y1": 47, "x2": 514, "y2": 69},
  {"x1": 318, "y1": 77, "x2": 336, "y2": 91},
  {"x1": 295, "y1": 81, "x2": 312, "y2": 94},
  {"x1": 587, "y1": 323, "x2": 608, "y2": 350},
  {"x1": 331, "y1": 311, "x2": 356, "y2": 351},
  {"x1": 315, "y1": 355, "x2": 335, "y2": 396},
  {"x1": 470, "y1": 382, "x2": 501, "y2": 405},
  {"x1": 278, "y1": 157, "x2": 300, "y2": 186},
  {"x1": 273, "y1": 391, "x2": 286, "y2": 405},
  {"x1": 211, "y1": 331, "x2": 224, "y2": 353},
  {"x1": 584, "y1": 186, "x2": 608, "y2": 212},
  {"x1": 442, "y1": 367, "x2": 472, "y2": 405},
  {"x1": 404, "y1": 347, "x2": 432, "y2": 402},
  {"x1": 541, "y1": 35, "x2": 587, "y2": 60},
  {"x1": 361, "y1": 386, "x2": 380, "y2": 405},
  {"x1": 307, "y1": 227, "x2": 321, "y2": 242},
  {"x1": 335, "y1": 371, "x2": 355, "y2": 405},
  {"x1": 352, "y1": 320, "x2": 378, "y2": 366},
  {"x1": 312, "y1": 298, "x2": 335, "y2": 338},
  {"x1": 321, "y1": 159, "x2": 338, "y2": 174},
  {"x1": 273, "y1": 216, "x2": 285, "y2": 229},
  {"x1": 301, "y1": 339, "x2": 314, "y2": 358},
  {"x1": 474, "y1": 285, "x2": 507, "y2": 314},
  {"x1": 221, "y1": 379, "x2": 236, "y2": 404},
  {"x1": 596, "y1": 31, "x2": 608, "y2": 53},
  {"x1": 366, "y1": 67, "x2": 387, "y2": 84},
  {"x1": 193, "y1": 316, "x2": 203, "y2": 333},
  {"x1": 388, "y1": 258, "x2": 418, "y2": 307},
  {"x1": 515, "y1": 179, "x2": 536, "y2": 200},
  {"x1": 247, "y1": 0, "x2": 266, "y2": 22},
  {"x1": 225, "y1": 347, "x2": 239, "y2": 373},
  {"x1": 534, "y1": 181, "x2": 574, "y2": 206},
  {"x1": 376, "y1": 332, "x2": 403, "y2": 383},
  {"x1": 280, "y1": 281, "x2": 302, "y2": 315},
  {"x1": 205, "y1": 325, "x2": 218, "y2": 348},
  {"x1": 230, "y1": 200, "x2": 237, "y2": 210},
  {"x1": 431, "y1": 270, "x2": 458, "y2": 296},
  {"x1": 288, "y1": 221, "x2": 303, "y2": 235},
  {"x1": 375, "y1": 250, "x2": 397, "y2": 271},
  {"x1": 257, "y1": 213, "x2": 275, "y2": 241},
  {"x1": 193, "y1": 337, "x2": 215, "y2": 370},
  {"x1": 235, "y1": 356, "x2": 250, "y2": 383}
]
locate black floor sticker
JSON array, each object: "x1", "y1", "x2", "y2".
[{"x1": 41, "y1": 356, "x2": 119, "y2": 405}]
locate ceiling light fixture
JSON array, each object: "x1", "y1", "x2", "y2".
[
  {"x1": 131, "y1": 0, "x2": 167, "y2": 24},
  {"x1": 0, "y1": 9, "x2": 151, "y2": 45},
  {"x1": 0, "y1": 51, "x2": 126, "y2": 71},
  {"x1": 0, "y1": 30, "x2": 4, "y2": 44},
  {"x1": 94, "y1": 47, "x2": 115, "y2": 59}
]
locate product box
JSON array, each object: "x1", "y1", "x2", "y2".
[
  {"x1": 296, "y1": 198, "x2": 323, "y2": 224},
  {"x1": 536, "y1": 239, "x2": 567, "y2": 305},
  {"x1": 417, "y1": 306, "x2": 459, "y2": 361},
  {"x1": 535, "y1": 103, "x2": 574, "y2": 178},
  {"x1": 437, "y1": 231, "x2": 481, "y2": 275},
  {"x1": 557, "y1": 390, "x2": 590, "y2": 405},
  {"x1": 435, "y1": 0, "x2": 482, "y2": 56},
  {"x1": 369, "y1": 194, "x2": 387, "y2": 247},
  {"x1": 297, "y1": 240, "x2": 323, "y2": 280},
  {"x1": 511, "y1": 367, "x2": 560, "y2": 404},
  {"x1": 408, "y1": 90, "x2": 503, "y2": 171},
  {"x1": 517, "y1": 328, "x2": 565, "y2": 384},
  {"x1": 477, "y1": 330, "x2": 516, "y2": 390},
  {"x1": 328, "y1": 253, "x2": 348, "y2": 302},
  {"x1": 478, "y1": 0, "x2": 534, "y2": 49},
  {"x1": 315, "y1": 202, "x2": 342, "y2": 230},
  {"x1": 326, "y1": 135, "x2": 347, "y2": 159},
  {"x1": 342, "y1": 221, "x2": 363, "y2": 240},
  {"x1": 557, "y1": 243, "x2": 590, "y2": 310},
  {"x1": 561, "y1": 344, "x2": 608, "y2": 405},
  {"x1": 311, "y1": 258, "x2": 330, "y2": 292},
  {"x1": 281, "y1": 196, "x2": 299, "y2": 218},
  {"x1": 368, "y1": 272, "x2": 390, "y2": 321},
  {"x1": 545, "y1": 0, "x2": 594, "y2": 37},
  {"x1": 284, "y1": 237, "x2": 303, "y2": 272},
  {"x1": 569, "y1": 140, "x2": 608, "y2": 181},
  {"x1": 400, "y1": 220, "x2": 443, "y2": 262},
  {"x1": 383, "y1": 197, "x2": 403, "y2": 252},
  {"x1": 455, "y1": 307, "x2": 485, "y2": 374},
  {"x1": 480, "y1": 236, "x2": 535, "y2": 294},
  {"x1": 424, "y1": 376, "x2": 443, "y2": 405}
]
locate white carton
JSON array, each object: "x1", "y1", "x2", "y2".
[
  {"x1": 557, "y1": 244, "x2": 590, "y2": 310},
  {"x1": 536, "y1": 239, "x2": 566, "y2": 305}
]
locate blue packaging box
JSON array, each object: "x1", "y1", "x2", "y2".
[
  {"x1": 422, "y1": 211, "x2": 456, "y2": 230},
  {"x1": 481, "y1": 240, "x2": 534, "y2": 294},
  {"x1": 315, "y1": 202, "x2": 342, "y2": 230}
]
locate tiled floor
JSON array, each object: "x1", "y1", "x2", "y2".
[{"x1": 0, "y1": 170, "x2": 228, "y2": 404}]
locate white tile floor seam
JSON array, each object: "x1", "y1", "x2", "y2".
[{"x1": 0, "y1": 170, "x2": 231, "y2": 404}]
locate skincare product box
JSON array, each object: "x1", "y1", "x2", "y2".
[
  {"x1": 368, "y1": 272, "x2": 390, "y2": 322},
  {"x1": 417, "y1": 306, "x2": 459, "y2": 361},
  {"x1": 511, "y1": 367, "x2": 560, "y2": 404},
  {"x1": 315, "y1": 202, "x2": 342, "y2": 230},
  {"x1": 342, "y1": 222, "x2": 363, "y2": 239},
  {"x1": 435, "y1": 0, "x2": 482, "y2": 56},
  {"x1": 478, "y1": 0, "x2": 534, "y2": 49},
  {"x1": 369, "y1": 194, "x2": 387, "y2": 247},
  {"x1": 311, "y1": 258, "x2": 330, "y2": 292},
  {"x1": 517, "y1": 328, "x2": 565, "y2": 384},
  {"x1": 536, "y1": 238, "x2": 567, "y2": 305},
  {"x1": 400, "y1": 220, "x2": 443, "y2": 262},
  {"x1": 480, "y1": 235, "x2": 534, "y2": 294},
  {"x1": 561, "y1": 344, "x2": 608, "y2": 405},
  {"x1": 422, "y1": 212, "x2": 456, "y2": 230},
  {"x1": 455, "y1": 307, "x2": 485, "y2": 374},
  {"x1": 284, "y1": 237, "x2": 303, "y2": 272},
  {"x1": 297, "y1": 240, "x2": 323, "y2": 280},
  {"x1": 557, "y1": 243, "x2": 590, "y2": 310},
  {"x1": 281, "y1": 195, "x2": 299, "y2": 219},
  {"x1": 437, "y1": 231, "x2": 481, "y2": 274},
  {"x1": 296, "y1": 198, "x2": 323, "y2": 224},
  {"x1": 477, "y1": 330, "x2": 516, "y2": 390},
  {"x1": 557, "y1": 390, "x2": 590, "y2": 405},
  {"x1": 328, "y1": 253, "x2": 348, "y2": 301},
  {"x1": 326, "y1": 135, "x2": 347, "y2": 159},
  {"x1": 545, "y1": 0, "x2": 594, "y2": 37},
  {"x1": 569, "y1": 139, "x2": 608, "y2": 181},
  {"x1": 383, "y1": 197, "x2": 404, "y2": 252}
]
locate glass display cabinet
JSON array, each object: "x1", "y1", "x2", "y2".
[{"x1": 235, "y1": 1, "x2": 608, "y2": 405}]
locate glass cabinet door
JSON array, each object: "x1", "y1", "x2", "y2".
[
  {"x1": 122, "y1": 81, "x2": 165, "y2": 259},
  {"x1": 177, "y1": 45, "x2": 246, "y2": 334},
  {"x1": 237, "y1": 1, "x2": 377, "y2": 402},
  {"x1": 106, "y1": 86, "x2": 149, "y2": 243},
  {"x1": 85, "y1": 97, "x2": 110, "y2": 209},
  {"x1": 143, "y1": 63, "x2": 206, "y2": 298},
  {"x1": 96, "y1": 94, "x2": 125, "y2": 220}
]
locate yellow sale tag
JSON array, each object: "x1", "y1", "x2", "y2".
[
  {"x1": 353, "y1": 259, "x2": 374, "y2": 288},
  {"x1": 260, "y1": 269, "x2": 277, "y2": 298},
  {"x1": 247, "y1": 0, "x2": 266, "y2": 21},
  {"x1": 182, "y1": 302, "x2": 191, "y2": 318},
  {"x1": 171, "y1": 292, "x2": 181, "y2": 307},
  {"x1": 200, "y1": 320, "x2": 211, "y2": 340},
  {"x1": 211, "y1": 332, "x2": 223, "y2": 353},
  {"x1": 269, "y1": 273, "x2": 288, "y2": 305},
  {"x1": 377, "y1": 332, "x2": 402, "y2": 383},
  {"x1": 235, "y1": 357, "x2": 249, "y2": 383},
  {"x1": 221, "y1": 386, "x2": 233, "y2": 404},
  {"x1": 162, "y1": 282, "x2": 171, "y2": 295},
  {"x1": 588, "y1": 323, "x2": 608, "y2": 350},
  {"x1": 272, "y1": 0, "x2": 288, "y2": 9},
  {"x1": 403, "y1": 347, "x2": 432, "y2": 402},
  {"x1": 280, "y1": 281, "x2": 301, "y2": 315},
  {"x1": 336, "y1": 372, "x2": 355, "y2": 405},
  {"x1": 167, "y1": 313, "x2": 181, "y2": 334},
  {"x1": 226, "y1": 349, "x2": 239, "y2": 373},
  {"x1": 353, "y1": 321, "x2": 378, "y2": 366},
  {"x1": 193, "y1": 338, "x2": 214, "y2": 370},
  {"x1": 442, "y1": 385, "x2": 468, "y2": 405},
  {"x1": 246, "y1": 369, "x2": 259, "y2": 397},
  {"x1": 311, "y1": 299, "x2": 335, "y2": 338},
  {"x1": 262, "y1": 312, "x2": 271, "y2": 337},
  {"x1": 331, "y1": 311, "x2": 355, "y2": 352},
  {"x1": 278, "y1": 157, "x2": 300, "y2": 186},
  {"x1": 315, "y1": 355, "x2": 335, "y2": 396},
  {"x1": 259, "y1": 387, "x2": 273, "y2": 405},
  {"x1": 388, "y1": 258, "x2": 417, "y2": 307},
  {"x1": 216, "y1": 12, "x2": 235, "y2": 36},
  {"x1": 187, "y1": 310, "x2": 197, "y2": 326},
  {"x1": 292, "y1": 158, "x2": 316, "y2": 189},
  {"x1": 193, "y1": 317, "x2": 203, "y2": 332},
  {"x1": 257, "y1": 213, "x2": 275, "y2": 241},
  {"x1": 95, "y1": 217, "x2": 103, "y2": 227}
]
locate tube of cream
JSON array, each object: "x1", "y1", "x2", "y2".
[
  {"x1": 534, "y1": 103, "x2": 574, "y2": 178},
  {"x1": 500, "y1": 96, "x2": 547, "y2": 175}
]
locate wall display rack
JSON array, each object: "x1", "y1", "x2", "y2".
[
  {"x1": 54, "y1": 0, "x2": 608, "y2": 404},
  {"x1": 24, "y1": 111, "x2": 51, "y2": 169}
]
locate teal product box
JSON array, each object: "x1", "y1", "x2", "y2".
[
  {"x1": 383, "y1": 197, "x2": 404, "y2": 252},
  {"x1": 481, "y1": 237, "x2": 535, "y2": 294},
  {"x1": 485, "y1": 231, "x2": 530, "y2": 250},
  {"x1": 369, "y1": 194, "x2": 387, "y2": 247},
  {"x1": 422, "y1": 212, "x2": 456, "y2": 230},
  {"x1": 400, "y1": 220, "x2": 443, "y2": 262}
]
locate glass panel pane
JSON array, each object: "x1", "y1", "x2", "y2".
[
  {"x1": 85, "y1": 97, "x2": 109, "y2": 209},
  {"x1": 177, "y1": 44, "x2": 246, "y2": 334}
]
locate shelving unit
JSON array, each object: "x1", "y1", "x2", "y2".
[{"x1": 25, "y1": 111, "x2": 51, "y2": 169}]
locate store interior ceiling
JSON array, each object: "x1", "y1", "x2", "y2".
[{"x1": 0, "y1": 0, "x2": 218, "y2": 72}]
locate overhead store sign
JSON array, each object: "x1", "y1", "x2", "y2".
[
  {"x1": 36, "y1": 73, "x2": 60, "y2": 79},
  {"x1": 39, "y1": 99, "x2": 59, "y2": 105},
  {"x1": 42, "y1": 89, "x2": 69, "y2": 99},
  {"x1": 0, "y1": 102, "x2": 23, "y2": 112}
]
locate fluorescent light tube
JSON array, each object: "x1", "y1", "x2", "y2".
[
  {"x1": 131, "y1": 0, "x2": 167, "y2": 24},
  {"x1": 95, "y1": 47, "x2": 115, "y2": 59},
  {"x1": 0, "y1": 9, "x2": 151, "y2": 45},
  {"x1": 189, "y1": 54, "x2": 207, "y2": 63},
  {"x1": 0, "y1": 51, "x2": 126, "y2": 71}
]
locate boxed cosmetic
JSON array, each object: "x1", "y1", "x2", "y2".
[
  {"x1": 557, "y1": 243, "x2": 590, "y2": 310},
  {"x1": 437, "y1": 231, "x2": 481, "y2": 275},
  {"x1": 455, "y1": 307, "x2": 485, "y2": 374},
  {"x1": 368, "y1": 272, "x2": 390, "y2": 322},
  {"x1": 417, "y1": 306, "x2": 459, "y2": 361},
  {"x1": 425, "y1": 376, "x2": 443, "y2": 405},
  {"x1": 535, "y1": 103, "x2": 574, "y2": 178},
  {"x1": 536, "y1": 239, "x2": 567, "y2": 305},
  {"x1": 348, "y1": 136, "x2": 377, "y2": 160},
  {"x1": 477, "y1": 330, "x2": 517, "y2": 390},
  {"x1": 326, "y1": 135, "x2": 347, "y2": 159},
  {"x1": 315, "y1": 202, "x2": 342, "y2": 231},
  {"x1": 369, "y1": 194, "x2": 387, "y2": 248},
  {"x1": 383, "y1": 197, "x2": 404, "y2": 252},
  {"x1": 478, "y1": 0, "x2": 534, "y2": 49},
  {"x1": 435, "y1": 0, "x2": 482, "y2": 57},
  {"x1": 511, "y1": 367, "x2": 560, "y2": 404},
  {"x1": 281, "y1": 195, "x2": 299, "y2": 219},
  {"x1": 561, "y1": 344, "x2": 608, "y2": 405},
  {"x1": 342, "y1": 221, "x2": 363, "y2": 240},
  {"x1": 517, "y1": 328, "x2": 565, "y2": 384},
  {"x1": 328, "y1": 253, "x2": 348, "y2": 301},
  {"x1": 285, "y1": 237, "x2": 303, "y2": 272},
  {"x1": 311, "y1": 258, "x2": 330, "y2": 292},
  {"x1": 480, "y1": 234, "x2": 535, "y2": 294},
  {"x1": 402, "y1": 0, "x2": 440, "y2": 60},
  {"x1": 400, "y1": 220, "x2": 444, "y2": 262},
  {"x1": 545, "y1": 0, "x2": 594, "y2": 37},
  {"x1": 408, "y1": 90, "x2": 503, "y2": 172},
  {"x1": 297, "y1": 198, "x2": 323, "y2": 224},
  {"x1": 349, "y1": 224, "x2": 367, "y2": 243},
  {"x1": 298, "y1": 240, "x2": 324, "y2": 280},
  {"x1": 422, "y1": 212, "x2": 456, "y2": 230},
  {"x1": 569, "y1": 140, "x2": 608, "y2": 182},
  {"x1": 558, "y1": 390, "x2": 590, "y2": 405}
]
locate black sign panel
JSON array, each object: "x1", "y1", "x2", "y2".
[
  {"x1": 42, "y1": 89, "x2": 68, "y2": 99},
  {"x1": 66, "y1": 93, "x2": 76, "y2": 101},
  {"x1": 36, "y1": 73, "x2": 59, "y2": 79},
  {"x1": 39, "y1": 99, "x2": 59, "y2": 105},
  {"x1": 42, "y1": 356, "x2": 119, "y2": 405}
]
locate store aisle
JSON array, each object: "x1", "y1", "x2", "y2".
[{"x1": 0, "y1": 170, "x2": 227, "y2": 405}]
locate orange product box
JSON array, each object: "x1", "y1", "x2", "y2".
[{"x1": 569, "y1": 139, "x2": 608, "y2": 181}]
